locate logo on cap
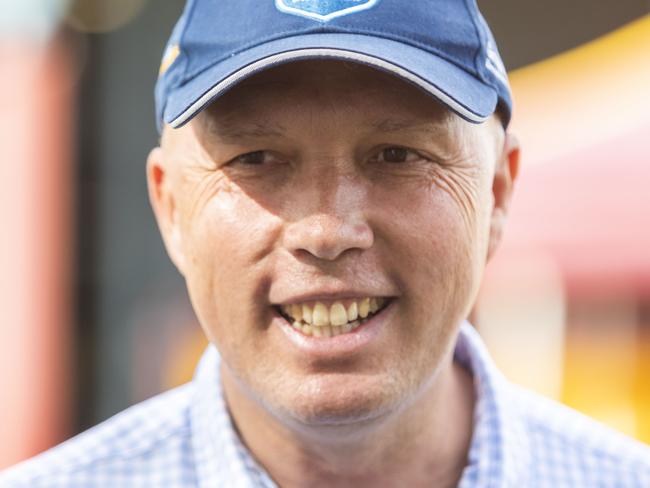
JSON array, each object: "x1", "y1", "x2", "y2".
[
  {"x1": 275, "y1": 0, "x2": 380, "y2": 21},
  {"x1": 159, "y1": 44, "x2": 180, "y2": 76}
]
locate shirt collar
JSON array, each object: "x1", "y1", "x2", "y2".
[
  {"x1": 190, "y1": 321, "x2": 531, "y2": 487},
  {"x1": 455, "y1": 321, "x2": 531, "y2": 487},
  {"x1": 190, "y1": 346, "x2": 276, "y2": 488}
]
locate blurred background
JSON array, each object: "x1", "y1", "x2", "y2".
[{"x1": 1, "y1": 0, "x2": 649, "y2": 470}]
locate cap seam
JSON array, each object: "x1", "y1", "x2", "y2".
[
  {"x1": 463, "y1": 0, "x2": 491, "y2": 88},
  {"x1": 178, "y1": 29, "x2": 480, "y2": 87}
]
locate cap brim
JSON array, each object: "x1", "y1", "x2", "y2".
[{"x1": 164, "y1": 33, "x2": 498, "y2": 128}]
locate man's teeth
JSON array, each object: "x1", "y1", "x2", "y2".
[{"x1": 281, "y1": 298, "x2": 386, "y2": 337}]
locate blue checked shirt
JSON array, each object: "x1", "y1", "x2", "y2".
[{"x1": 2, "y1": 321, "x2": 650, "y2": 487}]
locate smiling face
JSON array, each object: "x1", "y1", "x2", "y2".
[{"x1": 148, "y1": 60, "x2": 516, "y2": 428}]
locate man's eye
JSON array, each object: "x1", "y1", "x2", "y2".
[
  {"x1": 232, "y1": 151, "x2": 269, "y2": 165},
  {"x1": 375, "y1": 146, "x2": 420, "y2": 164}
]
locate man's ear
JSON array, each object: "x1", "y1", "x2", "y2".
[
  {"x1": 146, "y1": 147, "x2": 187, "y2": 276},
  {"x1": 487, "y1": 132, "x2": 520, "y2": 261}
]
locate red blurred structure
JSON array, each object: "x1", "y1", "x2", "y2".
[
  {"x1": 503, "y1": 123, "x2": 650, "y2": 295},
  {"x1": 0, "y1": 39, "x2": 75, "y2": 468}
]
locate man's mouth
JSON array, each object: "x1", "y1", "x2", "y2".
[{"x1": 275, "y1": 297, "x2": 390, "y2": 338}]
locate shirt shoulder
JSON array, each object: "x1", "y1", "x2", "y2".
[
  {"x1": 509, "y1": 382, "x2": 650, "y2": 486},
  {"x1": 0, "y1": 384, "x2": 198, "y2": 487}
]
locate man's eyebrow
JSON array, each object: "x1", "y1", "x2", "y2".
[{"x1": 371, "y1": 118, "x2": 447, "y2": 135}]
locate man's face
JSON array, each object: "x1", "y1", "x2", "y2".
[{"x1": 151, "y1": 61, "x2": 509, "y2": 426}]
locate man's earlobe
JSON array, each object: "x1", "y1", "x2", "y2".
[
  {"x1": 487, "y1": 133, "x2": 520, "y2": 261},
  {"x1": 146, "y1": 147, "x2": 186, "y2": 276}
]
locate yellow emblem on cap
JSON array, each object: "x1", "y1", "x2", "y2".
[{"x1": 159, "y1": 44, "x2": 180, "y2": 76}]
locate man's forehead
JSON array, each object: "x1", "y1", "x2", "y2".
[{"x1": 197, "y1": 114, "x2": 458, "y2": 147}]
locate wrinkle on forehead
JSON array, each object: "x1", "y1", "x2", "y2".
[{"x1": 197, "y1": 115, "x2": 288, "y2": 145}]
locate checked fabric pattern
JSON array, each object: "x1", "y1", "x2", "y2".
[{"x1": 2, "y1": 321, "x2": 649, "y2": 487}]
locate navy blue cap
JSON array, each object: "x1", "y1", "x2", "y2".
[{"x1": 155, "y1": 0, "x2": 512, "y2": 133}]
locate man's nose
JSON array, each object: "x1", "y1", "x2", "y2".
[
  {"x1": 284, "y1": 214, "x2": 374, "y2": 261},
  {"x1": 282, "y1": 173, "x2": 374, "y2": 261}
]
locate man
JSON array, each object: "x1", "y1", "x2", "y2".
[{"x1": 2, "y1": 0, "x2": 650, "y2": 487}]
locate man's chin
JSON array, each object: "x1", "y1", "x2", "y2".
[{"x1": 276, "y1": 378, "x2": 402, "y2": 432}]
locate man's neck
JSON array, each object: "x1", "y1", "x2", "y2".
[{"x1": 221, "y1": 358, "x2": 476, "y2": 488}]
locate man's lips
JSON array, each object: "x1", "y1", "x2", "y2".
[
  {"x1": 273, "y1": 296, "x2": 393, "y2": 338},
  {"x1": 271, "y1": 298, "x2": 396, "y2": 357}
]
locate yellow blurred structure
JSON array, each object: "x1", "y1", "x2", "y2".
[
  {"x1": 477, "y1": 15, "x2": 650, "y2": 443},
  {"x1": 509, "y1": 14, "x2": 650, "y2": 167},
  {"x1": 65, "y1": 0, "x2": 149, "y2": 33}
]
